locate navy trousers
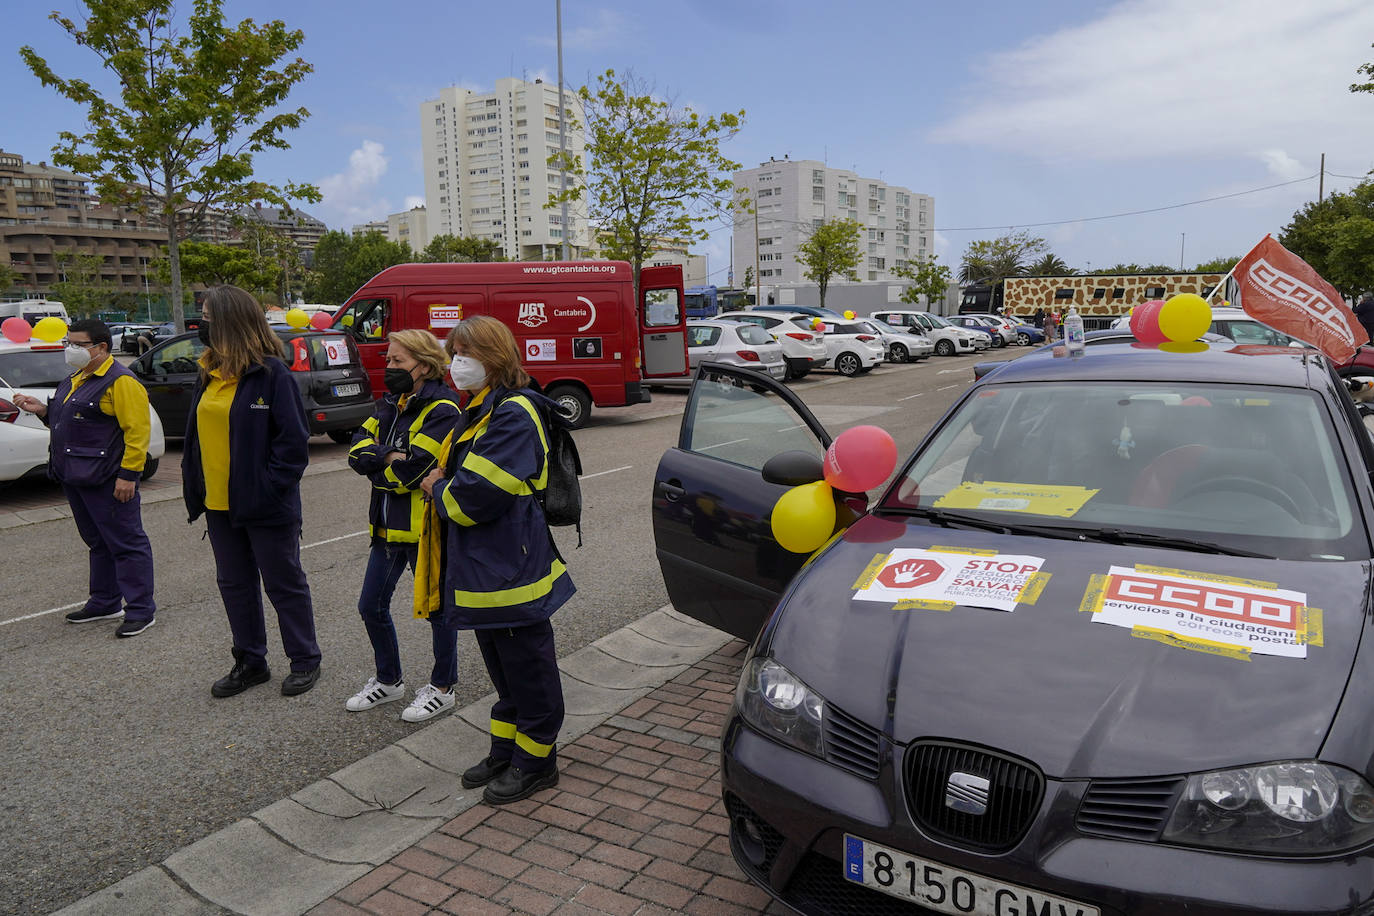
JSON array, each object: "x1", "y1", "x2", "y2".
[
  {"x1": 64, "y1": 482, "x2": 156, "y2": 622},
  {"x1": 357, "y1": 541, "x2": 458, "y2": 688},
  {"x1": 204, "y1": 511, "x2": 320, "y2": 673},
  {"x1": 475, "y1": 621, "x2": 564, "y2": 773}
]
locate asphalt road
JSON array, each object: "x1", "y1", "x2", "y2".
[{"x1": 0, "y1": 348, "x2": 1021, "y2": 915}]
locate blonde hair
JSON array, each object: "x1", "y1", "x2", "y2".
[
  {"x1": 387, "y1": 329, "x2": 449, "y2": 381},
  {"x1": 199, "y1": 285, "x2": 284, "y2": 380},
  {"x1": 445, "y1": 315, "x2": 530, "y2": 390}
]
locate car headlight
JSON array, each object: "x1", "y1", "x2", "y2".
[
  {"x1": 736, "y1": 657, "x2": 825, "y2": 758},
  {"x1": 1163, "y1": 761, "x2": 1374, "y2": 854}
]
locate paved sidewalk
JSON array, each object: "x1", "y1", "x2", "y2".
[{"x1": 55, "y1": 608, "x2": 779, "y2": 916}]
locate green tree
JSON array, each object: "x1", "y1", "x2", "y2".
[
  {"x1": 958, "y1": 231, "x2": 1048, "y2": 285},
  {"x1": 1192, "y1": 255, "x2": 1241, "y2": 273},
  {"x1": 1098, "y1": 263, "x2": 1177, "y2": 274},
  {"x1": 421, "y1": 234, "x2": 505, "y2": 263},
  {"x1": 21, "y1": 0, "x2": 320, "y2": 333},
  {"x1": 178, "y1": 239, "x2": 279, "y2": 293},
  {"x1": 51, "y1": 250, "x2": 108, "y2": 317},
  {"x1": 303, "y1": 230, "x2": 414, "y2": 305},
  {"x1": 892, "y1": 255, "x2": 954, "y2": 308},
  {"x1": 1026, "y1": 254, "x2": 1074, "y2": 276},
  {"x1": 1280, "y1": 180, "x2": 1374, "y2": 296},
  {"x1": 548, "y1": 69, "x2": 744, "y2": 302},
  {"x1": 797, "y1": 218, "x2": 863, "y2": 310},
  {"x1": 0, "y1": 264, "x2": 15, "y2": 295},
  {"x1": 741, "y1": 265, "x2": 755, "y2": 290},
  {"x1": 1353, "y1": 43, "x2": 1374, "y2": 94},
  {"x1": 231, "y1": 219, "x2": 302, "y2": 304}
]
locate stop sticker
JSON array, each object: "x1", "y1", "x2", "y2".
[{"x1": 876, "y1": 558, "x2": 945, "y2": 589}]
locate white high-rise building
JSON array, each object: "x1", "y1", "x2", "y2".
[
  {"x1": 420, "y1": 78, "x2": 588, "y2": 261},
  {"x1": 732, "y1": 159, "x2": 934, "y2": 285}
]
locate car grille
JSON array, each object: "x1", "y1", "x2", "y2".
[
  {"x1": 784, "y1": 851, "x2": 930, "y2": 915},
  {"x1": 1076, "y1": 776, "x2": 1184, "y2": 841},
  {"x1": 904, "y1": 741, "x2": 1044, "y2": 852},
  {"x1": 825, "y1": 705, "x2": 883, "y2": 779}
]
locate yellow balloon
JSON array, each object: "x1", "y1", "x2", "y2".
[
  {"x1": 1158, "y1": 294, "x2": 1212, "y2": 342},
  {"x1": 843, "y1": 310, "x2": 856, "y2": 320},
  {"x1": 340, "y1": 315, "x2": 355, "y2": 327},
  {"x1": 284, "y1": 308, "x2": 310, "y2": 329},
  {"x1": 770, "y1": 481, "x2": 836, "y2": 554},
  {"x1": 33, "y1": 316, "x2": 67, "y2": 343}
]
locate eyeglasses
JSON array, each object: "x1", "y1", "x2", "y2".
[{"x1": 63, "y1": 339, "x2": 99, "y2": 350}]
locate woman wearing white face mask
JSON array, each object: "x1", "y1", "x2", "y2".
[
  {"x1": 418, "y1": 315, "x2": 574, "y2": 805},
  {"x1": 12, "y1": 319, "x2": 158, "y2": 636}
]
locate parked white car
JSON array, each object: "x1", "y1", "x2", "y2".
[
  {"x1": 716, "y1": 310, "x2": 828, "y2": 379},
  {"x1": 870, "y1": 309, "x2": 984, "y2": 356},
  {"x1": 0, "y1": 341, "x2": 166, "y2": 484},
  {"x1": 652, "y1": 320, "x2": 787, "y2": 388},
  {"x1": 956, "y1": 313, "x2": 1019, "y2": 347},
  {"x1": 788, "y1": 317, "x2": 884, "y2": 376},
  {"x1": 852, "y1": 317, "x2": 934, "y2": 363}
]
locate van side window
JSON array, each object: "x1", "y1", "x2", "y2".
[
  {"x1": 336, "y1": 298, "x2": 390, "y2": 340},
  {"x1": 644, "y1": 289, "x2": 681, "y2": 328}
]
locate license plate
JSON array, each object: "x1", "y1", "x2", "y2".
[
  {"x1": 843, "y1": 835, "x2": 1099, "y2": 916},
  {"x1": 333, "y1": 383, "x2": 361, "y2": 397}
]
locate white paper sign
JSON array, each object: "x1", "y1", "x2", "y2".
[
  {"x1": 322, "y1": 338, "x2": 349, "y2": 366},
  {"x1": 524, "y1": 339, "x2": 556, "y2": 361},
  {"x1": 854, "y1": 548, "x2": 1046, "y2": 612},
  {"x1": 1089, "y1": 566, "x2": 1310, "y2": 659}
]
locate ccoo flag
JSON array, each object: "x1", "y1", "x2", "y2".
[{"x1": 1233, "y1": 235, "x2": 1368, "y2": 362}]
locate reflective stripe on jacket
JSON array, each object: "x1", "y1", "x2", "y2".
[
  {"x1": 415, "y1": 385, "x2": 574, "y2": 628},
  {"x1": 348, "y1": 379, "x2": 460, "y2": 544}
]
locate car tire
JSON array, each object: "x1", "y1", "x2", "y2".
[
  {"x1": 835, "y1": 352, "x2": 861, "y2": 377},
  {"x1": 140, "y1": 456, "x2": 159, "y2": 481},
  {"x1": 889, "y1": 343, "x2": 909, "y2": 364},
  {"x1": 935, "y1": 339, "x2": 955, "y2": 357},
  {"x1": 547, "y1": 384, "x2": 592, "y2": 429},
  {"x1": 1017, "y1": 332, "x2": 1030, "y2": 346},
  {"x1": 327, "y1": 428, "x2": 357, "y2": 445},
  {"x1": 993, "y1": 336, "x2": 1007, "y2": 348}
]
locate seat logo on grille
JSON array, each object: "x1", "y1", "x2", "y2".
[{"x1": 945, "y1": 772, "x2": 991, "y2": 815}]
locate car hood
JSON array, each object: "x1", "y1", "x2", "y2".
[{"x1": 768, "y1": 518, "x2": 1371, "y2": 779}]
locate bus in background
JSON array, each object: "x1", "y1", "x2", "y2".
[
  {"x1": 684, "y1": 285, "x2": 719, "y2": 319},
  {"x1": 331, "y1": 261, "x2": 688, "y2": 428},
  {"x1": 717, "y1": 287, "x2": 754, "y2": 312},
  {"x1": 0, "y1": 298, "x2": 70, "y2": 325}
]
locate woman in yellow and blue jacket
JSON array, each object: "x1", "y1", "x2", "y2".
[
  {"x1": 346, "y1": 329, "x2": 461, "y2": 722},
  {"x1": 419, "y1": 315, "x2": 574, "y2": 806}
]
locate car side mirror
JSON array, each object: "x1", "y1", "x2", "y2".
[
  {"x1": 762, "y1": 450, "x2": 824, "y2": 486},
  {"x1": 130, "y1": 359, "x2": 149, "y2": 378}
]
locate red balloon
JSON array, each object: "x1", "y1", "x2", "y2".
[
  {"x1": 823, "y1": 425, "x2": 899, "y2": 492},
  {"x1": 309, "y1": 310, "x2": 334, "y2": 330},
  {"x1": 1129, "y1": 300, "x2": 1169, "y2": 345},
  {"x1": 1, "y1": 317, "x2": 31, "y2": 344}
]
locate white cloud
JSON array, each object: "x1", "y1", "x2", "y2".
[
  {"x1": 930, "y1": 0, "x2": 1374, "y2": 164},
  {"x1": 404, "y1": 194, "x2": 426, "y2": 210},
  {"x1": 532, "y1": 8, "x2": 630, "y2": 52},
  {"x1": 317, "y1": 140, "x2": 390, "y2": 224},
  {"x1": 1255, "y1": 149, "x2": 1310, "y2": 180}
]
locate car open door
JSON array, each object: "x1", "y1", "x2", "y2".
[{"x1": 652, "y1": 362, "x2": 841, "y2": 641}]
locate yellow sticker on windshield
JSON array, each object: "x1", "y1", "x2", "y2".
[{"x1": 934, "y1": 481, "x2": 1099, "y2": 517}]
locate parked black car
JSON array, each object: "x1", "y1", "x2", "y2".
[
  {"x1": 654, "y1": 346, "x2": 1374, "y2": 915},
  {"x1": 129, "y1": 329, "x2": 374, "y2": 441}
]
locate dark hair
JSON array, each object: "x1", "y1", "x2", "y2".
[
  {"x1": 199, "y1": 285, "x2": 284, "y2": 379},
  {"x1": 68, "y1": 318, "x2": 112, "y2": 350}
]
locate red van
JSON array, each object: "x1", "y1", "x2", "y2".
[{"x1": 330, "y1": 261, "x2": 688, "y2": 427}]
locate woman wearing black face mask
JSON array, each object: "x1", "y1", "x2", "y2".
[{"x1": 344, "y1": 329, "x2": 462, "y2": 721}]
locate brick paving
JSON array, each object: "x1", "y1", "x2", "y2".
[{"x1": 316, "y1": 640, "x2": 790, "y2": 916}]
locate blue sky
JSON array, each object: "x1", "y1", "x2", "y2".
[{"x1": 6, "y1": 0, "x2": 1374, "y2": 285}]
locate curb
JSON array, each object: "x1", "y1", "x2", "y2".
[{"x1": 53, "y1": 605, "x2": 732, "y2": 916}]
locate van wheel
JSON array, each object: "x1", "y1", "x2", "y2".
[
  {"x1": 835, "y1": 352, "x2": 862, "y2": 377},
  {"x1": 935, "y1": 339, "x2": 956, "y2": 357},
  {"x1": 548, "y1": 385, "x2": 592, "y2": 429},
  {"x1": 140, "y1": 457, "x2": 159, "y2": 481},
  {"x1": 327, "y1": 428, "x2": 357, "y2": 445}
]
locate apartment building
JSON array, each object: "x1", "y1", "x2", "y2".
[
  {"x1": 351, "y1": 219, "x2": 388, "y2": 237},
  {"x1": 732, "y1": 158, "x2": 934, "y2": 285},
  {"x1": 420, "y1": 77, "x2": 588, "y2": 260},
  {"x1": 388, "y1": 206, "x2": 429, "y2": 251}
]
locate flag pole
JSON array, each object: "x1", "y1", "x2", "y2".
[{"x1": 1203, "y1": 234, "x2": 1267, "y2": 304}]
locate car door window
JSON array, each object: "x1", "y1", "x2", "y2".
[
  {"x1": 151, "y1": 337, "x2": 205, "y2": 376},
  {"x1": 684, "y1": 373, "x2": 825, "y2": 471},
  {"x1": 335, "y1": 298, "x2": 389, "y2": 340},
  {"x1": 688, "y1": 326, "x2": 721, "y2": 347},
  {"x1": 645, "y1": 289, "x2": 681, "y2": 327}
]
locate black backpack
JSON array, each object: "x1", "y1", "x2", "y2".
[{"x1": 504, "y1": 390, "x2": 583, "y2": 548}]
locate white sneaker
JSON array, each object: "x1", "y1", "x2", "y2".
[
  {"x1": 401, "y1": 683, "x2": 455, "y2": 722},
  {"x1": 345, "y1": 677, "x2": 406, "y2": 712}
]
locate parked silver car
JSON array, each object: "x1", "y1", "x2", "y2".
[
  {"x1": 655, "y1": 320, "x2": 788, "y2": 388},
  {"x1": 853, "y1": 318, "x2": 934, "y2": 363}
]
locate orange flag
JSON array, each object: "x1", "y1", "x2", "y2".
[{"x1": 1233, "y1": 235, "x2": 1367, "y2": 363}]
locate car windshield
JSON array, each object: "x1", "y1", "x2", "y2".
[
  {"x1": 924, "y1": 314, "x2": 953, "y2": 328},
  {"x1": 881, "y1": 381, "x2": 1368, "y2": 561},
  {"x1": 736, "y1": 324, "x2": 772, "y2": 346},
  {"x1": 0, "y1": 349, "x2": 72, "y2": 388}
]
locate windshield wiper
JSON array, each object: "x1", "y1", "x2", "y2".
[
  {"x1": 1077, "y1": 527, "x2": 1273, "y2": 558},
  {"x1": 879, "y1": 505, "x2": 1082, "y2": 539}
]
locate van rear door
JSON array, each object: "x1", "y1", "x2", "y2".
[{"x1": 639, "y1": 265, "x2": 688, "y2": 379}]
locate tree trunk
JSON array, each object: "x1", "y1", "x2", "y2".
[
  {"x1": 167, "y1": 216, "x2": 186, "y2": 332},
  {"x1": 818, "y1": 276, "x2": 828, "y2": 310}
]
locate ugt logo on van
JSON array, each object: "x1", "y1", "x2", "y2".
[{"x1": 518, "y1": 302, "x2": 548, "y2": 328}]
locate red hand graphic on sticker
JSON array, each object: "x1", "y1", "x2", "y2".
[{"x1": 877, "y1": 558, "x2": 944, "y2": 589}]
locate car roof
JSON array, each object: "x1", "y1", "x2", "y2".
[{"x1": 980, "y1": 340, "x2": 1325, "y2": 389}]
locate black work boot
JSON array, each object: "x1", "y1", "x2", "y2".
[
  {"x1": 482, "y1": 764, "x2": 559, "y2": 805},
  {"x1": 461, "y1": 756, "x2": 511, "y2": 789},
  {"x1": 211, "y1": 648, "x2": 271, "y2": 698}
]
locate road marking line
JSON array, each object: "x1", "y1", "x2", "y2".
[
  {"x1": 580, "y1": 465, "x2": 632, "y2": 480},
  {"x1": 937, "y1": 384, "x2": 961, "y2": 391},
  {"x1": 898, "y1": 393, "x2": 924, "y2": 401},
  {"x1": 777, "y1": 424, "x2": 805, "y2": 431},
  {"x1": 699, "y1": 438, "x2": 749, "y2": 451},
  {"x1": 302, "y1": 531, "x2": 368, "y2": 550},
  {"x1": 0, "y1": 602, "x2": 83, "y2": 627},
  {"x1": 937, "y1": 368, "x2": 964, "y2": 375}
]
